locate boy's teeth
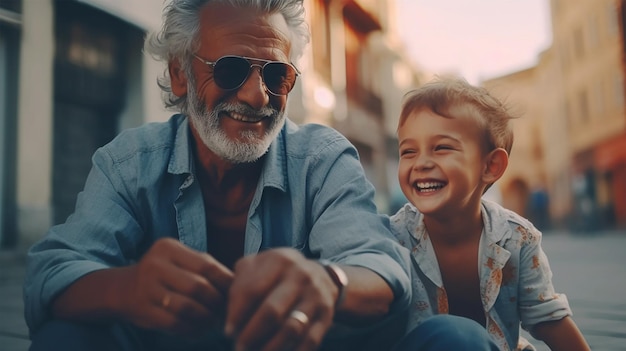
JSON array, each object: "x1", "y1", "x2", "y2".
[{"x1": 416, "y1": 182, "x2": 444, "y2": 191}]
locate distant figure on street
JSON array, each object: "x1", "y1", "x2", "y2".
[
  {"x1": 390, "y1": 77, "x2": 590, "y2": 351},
  {"x1": 528, "y1": 186, "x2": 550, "y2": 231}
]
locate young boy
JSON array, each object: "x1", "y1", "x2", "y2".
[{"x1": 390, "y1": 77, "x2": 590, "y2": 351}]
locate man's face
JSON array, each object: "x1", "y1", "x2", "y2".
[{"x1": 173, "y1": 3, "x2": 294, "y2": 163}]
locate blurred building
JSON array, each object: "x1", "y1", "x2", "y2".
[
  {"x1": 0, "y1": 0, "x2": 421, "y2": 248},
  {"x1": 0, "y1": 0, "x2": 178, "y2": 248},
  {"x1": 295, "y1": 0, "x2": 422, "y2": 212},
  {"x1": 483, "y1": 0, "x2": 626, "y2": 230},
  {"x1": 483, "y1": 67, "x2": 549, "y2": 221}
]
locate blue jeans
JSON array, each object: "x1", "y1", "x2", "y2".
[
  {"x1": 29, "y1": 320, "x2": 134, "y2": 351},
  {"x1": 30, "y1": 315, "x2": 498, "y2": 351},
  {"x1": 393, "y1": 315, "x2": 500, "y2": 351},
  {"x1": 28, "y1": 320, "x2": 232, "y2": 351}
]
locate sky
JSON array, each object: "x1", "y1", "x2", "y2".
[{"x1": 395, "y1": 0, "x2": 553, "y2": 84}]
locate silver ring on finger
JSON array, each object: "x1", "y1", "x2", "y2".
[{"x1": 288, "y1": 309, "x2": 309, "y2": 326}]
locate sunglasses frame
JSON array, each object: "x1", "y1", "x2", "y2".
[{"x1": 192, "y1": 54, "x2": 301, "y2": 96}]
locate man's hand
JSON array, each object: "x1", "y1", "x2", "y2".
[
  {"x1": 225, "y1": 248, "x2": 339, "y2": 351},
  {"x1": 52, "y1": 238, "x2": 234, "y2": 336},
  {"x1": 122, "y1": 238, "x2": 234, "y2": 335}
]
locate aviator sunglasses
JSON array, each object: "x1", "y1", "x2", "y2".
[{"x1": 193, "y1": 54, "x2": 300, "y2": 96}]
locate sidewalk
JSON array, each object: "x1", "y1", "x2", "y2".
[{"x1": 0, "y1": 247, "x2": 29, "y2": 351}]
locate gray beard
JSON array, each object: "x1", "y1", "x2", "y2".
[{"x1": 185, "y1": 83, "x2": 285, "y2": 164}]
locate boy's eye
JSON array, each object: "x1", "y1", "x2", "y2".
[
  {"x1": 435, "y1": 145, "x2": 452, "y2": 151},
  {"x1": 400, "y1": 149, "x2": 415, "y2": 156}
]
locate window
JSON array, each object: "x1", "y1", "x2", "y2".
[
  {"x1": 564, "y1": 99, "x2": 571, "y2": 132},
  {"x1": 593, "y1": 80, "x2": 604, "y2": 115},
  {"x1": 588, "y1": 15, "x2": 598, "y2": 48},
  {"x1": 0, "y1": 0, "x2": 21, "y2": 26},
  {"x1": 578, "y1": 89, "x2": 589, "y2": 123},
  {"x1": 344, "y1": 24, "x2": 382, "y2": 117},
  {"x1": 0, "y1": 0, "x2": 20, "y2": 12},
  {"x1": 311, "y1": 0, "x2": 331, "y2": 82},
  {"x1": 607, "y1": 3, "x2": 619, "y2": 37},
  {"x1": 0, "y1": 1, "x2": 20, "y2": 247},
  {"x1": 614, "y1": 75, "x2": 624, "y2": 108},
  {"x1": 559, "y1": 41, "x2": 570, "y2": 69},
  {"x1": 573, "y1": 27, "x2": 584, "y2": 59}
]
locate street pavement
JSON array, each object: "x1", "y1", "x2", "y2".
[
  {"x1": 1, "y1": 230, "x2": 625, "y2": 351},
  {"x1": 522, "y1": 230, "x2": 626, "y2": 351},
  {"x1": 0, "y1": 248, "x2": 29, "y2": 351}
]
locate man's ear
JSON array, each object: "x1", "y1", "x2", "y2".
[
  {"x1": 483, "y1": 148, "x2": 509, "y2": 184},
  {"x1": 169, "y1": 59, "x2": 188, "y2": 97}
]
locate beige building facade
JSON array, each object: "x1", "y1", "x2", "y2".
[
  {"x1": 483, "y1": 67, "x2": 548, "y2": 218},
  {"x1": 483, "y1": 0, "x2": 626, "y2": 230}
]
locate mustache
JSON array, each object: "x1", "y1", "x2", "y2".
[
  {"x1": 191, "y1": 94, "x2": 279, "y2": 121},
  {"x1": 213, "y1": 101, "x2": 279, "y2": 120}
]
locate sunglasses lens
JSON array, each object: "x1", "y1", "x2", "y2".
[
  {"x1": 213, "y1": 56, "x2": 251, "y2": 90},
  {"x1": 211, "y1": 56, "x2": 297, "y2": 95},
  {"x1": 263, "y1": 62, "x2": 297, "y2": 95}
]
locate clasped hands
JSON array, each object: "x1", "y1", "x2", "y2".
[{"x1": 123, "y1": 238, "x2": 340, "y2": 351}]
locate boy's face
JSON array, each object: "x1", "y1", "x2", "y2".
[{"x1": 397, "y1": 108, "x2": 489, "y2": 217}]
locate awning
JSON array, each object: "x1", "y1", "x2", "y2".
[
  {"x1": 594, "y1": 133, "x2": 626, "y2": 171},
  {"x1": 76, "y1": 0, "x2": 162, "y2": 31}
]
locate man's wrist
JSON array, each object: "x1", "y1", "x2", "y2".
[{"x1": 318, "y1": 259, "x2": 349, "y2": 309}]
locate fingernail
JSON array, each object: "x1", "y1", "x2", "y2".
[{"x1": 224, "y1": 323, "x2": 233, "y2": 337}]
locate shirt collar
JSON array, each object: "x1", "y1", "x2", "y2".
[
  {"x1": 257, "y1": 119, "x2": 293, "y2": 193},
  {"x1": 167, "y1": 114, "x2": 292, "y2": 194},
  {"x1": 480, "y1": 199, "x2": 512, "y2": 244},
  {"x1": 168, "y1": 114, "x2": 194, "y2": 176}
]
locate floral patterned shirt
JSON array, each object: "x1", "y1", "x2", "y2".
[{"x1": 390, "y1": 199, "x2": 572, "y2": 351}]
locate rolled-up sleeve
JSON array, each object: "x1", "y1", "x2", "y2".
[
  {"x1": 23, "y1": 147, "x2": 143, "y2": 333},
  {"x1": 517, "y1": 229, "x2": 572, "y2": 331},
  {"x1": 305, "y1": 133, "x2": 411, "y2": 313}
]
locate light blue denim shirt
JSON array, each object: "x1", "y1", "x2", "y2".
[
  {"x1": 24, "y1": 114, "x2": 411, "y2": 333},
  {"x1": 390, "y1": 200, "x2": 572, "y2": 351}
]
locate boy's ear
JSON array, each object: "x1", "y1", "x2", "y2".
[
  {"x1": 482, "y1": 148, "x2": 508, "y2": 184},
  {"x1": 169, "y1": 59, "x2": 188, "y2": 97}
]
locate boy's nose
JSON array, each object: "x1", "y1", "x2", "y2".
[{"x1": 413, "y1": 154, "x2": 435, "y2": 171}]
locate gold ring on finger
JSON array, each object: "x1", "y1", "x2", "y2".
[{"x1": 162, "y1": 294, "x2": 171, "y2": 308}]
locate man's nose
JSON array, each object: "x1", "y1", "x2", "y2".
[{"x1": 236, "y1": 65, "x2": 270, "y2": 109}]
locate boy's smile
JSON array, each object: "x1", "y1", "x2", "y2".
[
  {"x1": 397, "y1": 108, "x2": 487, "y2": 217},
  {"x1": 415, "y1": 180, "x2": 447, "y2": 193}
]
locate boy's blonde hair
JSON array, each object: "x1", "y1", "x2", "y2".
[{"x1": 398, "y1": 76, "x2": 516, "y2": 155}]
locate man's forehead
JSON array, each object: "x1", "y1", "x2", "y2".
[
  {"x1": 199, "y1": 3, "x2": 289, "y2": 35},
  {"x1": 198, "y1": 2, "x2": 291, "y2": 56}
]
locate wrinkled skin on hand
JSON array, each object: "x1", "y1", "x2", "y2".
[
  {"x1": 119, "y1": 242, "x2": 338, "y2": 350},
  {"x1": 225, "y1": 248, "x2": 339, "y2": 351},
  {"x1": 123, "y1": 238, "x2": 234, "y2": 336}
]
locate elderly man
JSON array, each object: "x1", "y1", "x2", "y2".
[{"x1": 24, "y1": 1, "x2": 411, "y2": 350}]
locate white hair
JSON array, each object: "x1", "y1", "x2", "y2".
[{"x1": 144, "y1": 0, "x2": 310, "y2": 112}]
